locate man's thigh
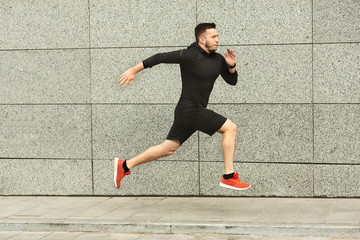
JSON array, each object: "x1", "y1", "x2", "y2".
[{"x1": 193, "y1": 108, "x2": 227, "y2": 136}]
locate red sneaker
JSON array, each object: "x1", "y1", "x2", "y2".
[
  {"x1": 219, "y1": 172, "x2": 250, "y2": 191},
  {"x1": 114, "y1": 158, "x2": 131, "y2": 189}
]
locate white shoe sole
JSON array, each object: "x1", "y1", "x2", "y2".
[
  {"x1": 219, "y1": 182, "x2": 251, "y2": 191},
  {"x1": 114, "y1": 158, "x2": 119, "y2": 188}
]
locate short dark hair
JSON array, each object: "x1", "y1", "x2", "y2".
[{"x1": 195, "y1": 22, "x2": 216, "y2": 43}]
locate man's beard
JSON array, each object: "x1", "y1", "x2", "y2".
[{"x1": 205, "y1": 42, "x2": 217, "y2": 52}]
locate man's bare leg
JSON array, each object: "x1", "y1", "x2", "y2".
[
  {"x1": 217, "y1": 119, "x2": 237, "y2": 174},
  {"x1": 126, "y1": 140, "x2": 180, "y2": 169},
  {"x1": 217, "y1": 119, "x2": 250, "y2": 190}
]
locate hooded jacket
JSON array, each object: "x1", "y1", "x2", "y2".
[{"x1": 142, "y1": 42, "x2": 238, "y2": 108}]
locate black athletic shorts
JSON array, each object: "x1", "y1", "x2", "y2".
[{"x1": 166, "y1": 103, "x2": 227, "y2": 145}]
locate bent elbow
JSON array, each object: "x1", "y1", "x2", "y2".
[
  {"x1": 230, "y1": 79, "x2": 237, "y2": 86},
  {"x1": 227, "y1": 78, "x2": 237, "y2": 86}
]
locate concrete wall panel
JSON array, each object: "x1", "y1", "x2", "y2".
[
  {"x1": 90, "y1": 0, "x2": 196, "y2": 47},
  {"x1": 92, "y1": 105, "x2": 198, "y2": 161},
  {"x1": 91, "y1": 48, "x2": 182, "y2": 104},
  {"x1": 200, "y1": 162, "x2": 313, "y2": 197},
  {"x1": 313, "y1": 0, "x2": 360, "y2": 43},
  {"x1": 198, "y1": 0, "x2": 312, "y2": 45},
  {"x1": 0, "y1": 0, "x2": 89, "y2": 49},
  {"x1": 0, "y1": 159, "x2": 92, "y2": 195},
  {"x1": 314, "y1": 105, "x2": 360, "y2": 164},
  {"x1": 210, "y1": 45, "x2": 312, "y2": 103},
  {"x1": 314, "y1": 43, "x2": 360, "y2": 103},
  {"x1": 0, "y1": 105, "x2": 91, "y2": 159},
  {"x1": 200, "y1": 104, "x2": 313, "y2": 163},
  {"x1": 94, "y1": 160, "x2": 199, "y2": 195},
  {"x1": 314, "y1": 165, "x2": 360, "y2": 197},
  {"x1": 0, "y1": 49, "x2": 90, "y2": 104}
]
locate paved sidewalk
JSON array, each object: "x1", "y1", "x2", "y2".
[
  {"x1": 2, "y1": 231, "x2": 359, "y2": 240},
  {"x1": 0, "y1": 196, "x2": 359, "y2": 238}
]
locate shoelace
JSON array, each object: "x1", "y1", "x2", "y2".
[{"x1": 233, "y1": 172, "x2": 244, "y2": 183}]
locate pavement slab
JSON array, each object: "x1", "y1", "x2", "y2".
[{"x1": 0, "y1": 197, "x2": 359, "y2": 238}]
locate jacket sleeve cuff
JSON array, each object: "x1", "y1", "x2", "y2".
[{"x1": 142, "y1": 60, "x2": 150, "y2": 69}]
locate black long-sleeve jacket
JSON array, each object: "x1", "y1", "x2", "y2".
[{"x1": 142, "y1": 42, "x2": 238, "y2": 108}]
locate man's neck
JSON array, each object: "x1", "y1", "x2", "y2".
[{"x1": 197, "y1": 42, "x2": 211, "y2": 53}]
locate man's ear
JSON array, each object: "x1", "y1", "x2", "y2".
[{"x1": 199, "y1": 36, "x2": 205, "y2": 44}]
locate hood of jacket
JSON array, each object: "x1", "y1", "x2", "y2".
[{"x1": 188, "y1": 42, "x2": 216, "y2": 56}]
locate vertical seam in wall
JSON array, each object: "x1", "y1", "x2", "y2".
[
  {"x1": 195, "y1": 0, "x2": 198, "y2": 24},
  {"x1": 88, "y1": 0, "x2": 94, "y2": 195},
  {"x1": 311, "y1": 0, "x2": 315, "y2": 197},
  {"x1": 198, "y1": 131, "x2": 201, "y2": 196},
  {"x1": 196, "y1": 0, "x2": 200, "y2": 196}
]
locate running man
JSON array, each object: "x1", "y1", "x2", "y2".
[{"x1": 115, "y1": 23, "x2": 250, "y2": 191}]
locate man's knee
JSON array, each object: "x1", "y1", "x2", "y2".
[
  {"x1": 160, "y1": 140, "x2": 180, "y2": 157},
  {"x1": 163, "y1": 147, "x2": 177, "y2": 157},
  {"x1": 219, "y1": 119, "x2": 237, "y2": 134},
  {"x1": 164, "y1": 149, "x2": 176, "y2": 157},
  {"x1": 228, "y1": 121, "x2": 237, "y2": 133}
]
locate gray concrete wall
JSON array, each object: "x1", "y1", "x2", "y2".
[{"x1": 0, "y1": 0, "x2": 359, "y2": 197}]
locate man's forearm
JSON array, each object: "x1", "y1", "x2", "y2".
[
  {"x1": 228, "y1": 67, "x2": 236, "y2": 74},
  {"x1": 131, "y1": 62, "x2": 145, "y2": 74}
]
